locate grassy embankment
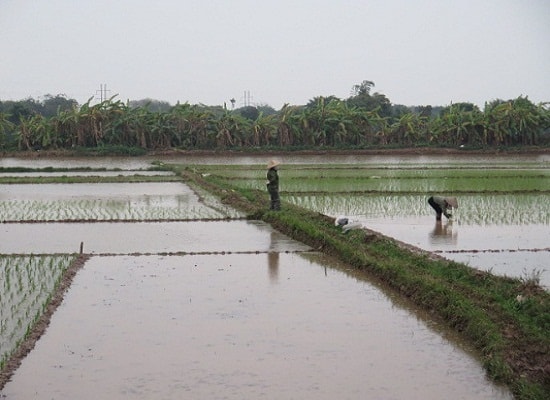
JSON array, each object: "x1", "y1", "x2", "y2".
[
  {"x1": 0, "y1": 166, "x2": 176, "y2": 184},
  {"x1": 173, "y1": 164, "x2": 549, "y2": 400}
]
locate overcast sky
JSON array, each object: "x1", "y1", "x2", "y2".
[{"x1": 1, "y1": 0, "x2": 548, "y2": 109}]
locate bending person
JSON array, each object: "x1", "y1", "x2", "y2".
[{"x1": 427, "y1": 196, "x2": 458, "y2": 221}]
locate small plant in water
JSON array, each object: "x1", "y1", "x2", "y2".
[{"x1": 519, "y1": 267, "x2": 544, "y2": 288}]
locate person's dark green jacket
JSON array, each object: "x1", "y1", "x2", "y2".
[{"x1": 267, "y1": 168, "x2": 279, "y2": 192}]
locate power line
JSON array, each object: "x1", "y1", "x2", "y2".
[
  {"x1": 95, "y1": 84, "x2": 111, "y2": 103},
  {"x1": 242, "y1": 90, "x2": 253, "y2": 107}
]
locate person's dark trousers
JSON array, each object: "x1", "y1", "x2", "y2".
[
  {"x1": 427, "y1": 196, "x2": 442, "y2": 221},
  {"x1": 269, "y1": 189, "x2": 280, "y2": 211}
]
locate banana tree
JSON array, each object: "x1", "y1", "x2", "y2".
[
  {"x1": 17, "y1": 114, "x2": 51, "y2": 150},
  {"x1": 251, "y1": 113, "x2": 277, "y2": 146},
  {"x1": 484, "y1": 97, "x2": 542, "y2": 145},
  {"x1": 214, "y1": 111, "x2": 250, "y2": 148},
  {"x1": 0, "y1": 112, "x2": 15, "y2": 150},
  {"x1": 276, "y1": 104, "x2": 301, "y2": 147}
]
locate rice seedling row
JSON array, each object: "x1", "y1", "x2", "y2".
[
  {"x1": 285, "y1": 193, "x2": 550, "y2": 225},
  {"x1": 0, "y1": 196, "x2": 242, "y2": 222},
  {"x1": 224, "y1": 175, "x2": 548, "y2": 193},
  {"x1": 202, "y1": 166, "x2": 550, "y2": 180},
  {"x1": 0, "y1": 255, "x2": 76, "y2": 369}
]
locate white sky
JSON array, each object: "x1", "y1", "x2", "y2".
[{"x1": 1, "y1": 0, "x2": 549, "y2": 109}]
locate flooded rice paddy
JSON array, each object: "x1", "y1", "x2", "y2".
[
  {"x1": 285, "y1": 193, "x2": 550, "y2": 289},
  {"x1": 0, "y1": 182, "x2": 243, "y2": 222},
  {"x1": 1, "y1": 153, "x2": 546, "y2": 398},
  {"x1": 1, "y1": 252, "x2": 511, "y2": 399}
]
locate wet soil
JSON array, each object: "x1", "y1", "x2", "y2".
[
  {"x1": 1, "y1": 253, "x2": 512, "y2": 399},
  {"x1": 1, "y1": 150, "x2": 548, "y2": 397}
]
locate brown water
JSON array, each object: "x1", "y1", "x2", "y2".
[
  {"x1": 0, "y1": 155, "x2": 537, "y2": 398},
  {"x1": 1, "y1": 251, "x2": 512, "y2": 399},
  {"x1": 351, "y1": 216, "x2": 550, "y2": 289},
  {"x1": 0, "y1": 221, "x2": 309, "y2": 254}
]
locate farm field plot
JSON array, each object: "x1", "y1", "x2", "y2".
[
  {"x1": 0, "y1": 154, "x2": 546, "y2": 398},
  {"x1": 0, "y1": 182, "x2": 243, "y2": 221},
  {"x1": 203, "y1": 165, "x2": 550, "y2": 193},
  {"x1": 1, "y1": 254, "x2": 511, "y2": 400},
  {"x1": 197, "y1": 158, "x2": 550, "y2": 289},
  {"x1": 286, "y1": 192, "x2": 550, "y2": 289}
]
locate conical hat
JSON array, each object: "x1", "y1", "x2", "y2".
[
  {"x1": 267, "y1": 160, "x2": 280, "y2": 169},
  {"x1": 445, "y1": 197, "x2": 458, "y2": 208}
]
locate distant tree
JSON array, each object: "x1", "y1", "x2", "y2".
[
  {"x1": 351, "y1": 80, "x2": 375, "y2": 97},
  {"x1": 237, "y1": 106, "x2": 260, "y2": 121},
  {"x1": 431, "y1": 106, "x2": 444, "y2": 117},
  {"x1": 346, "y1": 80, "x2": 393, "y2": 117},
  {"x1": 256, "y1": 103, "x2": 277, "y2": 116},
  {"x1": 483, "y1": 96, "x2": 545, "y2": 145},
  {"x1": 391, "y1": 104, "x2": 412, "y2": 120},
  {"x1": 431, "y1": 102, "x2": 484, "y2": 145},
  {"x1": 348, "y1": 91, "x2": 392, "y2": 118},
  {"x1": 1, "y1": 100, "x2": 36, "y2": 124},
  {"x1": 415, "y1": 105, "x2": 433, "y2": 118},
  {"x1": 439, "y1": 102, "x2": 479, "y2": 116},
  {"x1": 0, "y1": 111, "x2": 15, "y2": 149},
  {"x1": 305, "y1": 96, "x2": 340, "y2": 109},
  {"x1": 41, "y1": 94, "x2": 78, "y2": 117},
  {"x1": 128, "y1": 98, "x2": 172, "y2": 112}
]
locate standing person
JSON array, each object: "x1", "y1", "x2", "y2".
[
  {"x1": 266, "y1": 160, "x2": 281, "y2": 211},
  {"x1": 427, "y1": 196, "x2": 458, "y2": 221}
]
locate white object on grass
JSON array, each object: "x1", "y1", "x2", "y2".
[{"x1": 335, "y1": 215, "x2": 362, "y2": 232}]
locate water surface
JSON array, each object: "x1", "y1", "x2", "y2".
[{"x1": 1, "y1": 253, "x2": 512, "y2": 399}]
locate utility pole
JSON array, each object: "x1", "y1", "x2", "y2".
[
  {"x1": 95, "y1": 84, "x2": 110, "y2": 102},
  {"x1": 242, "y1": 90, "x2": 253, "y2": 107}
]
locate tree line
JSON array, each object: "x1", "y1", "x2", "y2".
[{"x1": 1, "y1": 81, "x2": 548, "y2": 152}]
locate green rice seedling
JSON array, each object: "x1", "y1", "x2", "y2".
[
  {"x1": 199, "y1": 164, "x2": 550, "y2": 194},
  {"x1": 285, "y1": 193, "x2": 550, "y2": 226},
  {"x1": 0, "y1": 255, "x2": 76, "y2": 368}
]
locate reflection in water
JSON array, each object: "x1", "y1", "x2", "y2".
[
  {"x1": 268, "y1": 232, "x2": 280, "y2": 283},
  {"x1": 268, "y1": 252, "x2": 280, "y2": 283},
  {"x1": 429, "y1": 220, "x2": 458, "y2": 245}
]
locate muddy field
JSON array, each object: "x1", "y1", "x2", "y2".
[
  {"x1": 2, "y1": 151, "x2": 547, "y2": 398},
  {"x1": 1, "y1": 245, "x2": 512, "y2": 399}
]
